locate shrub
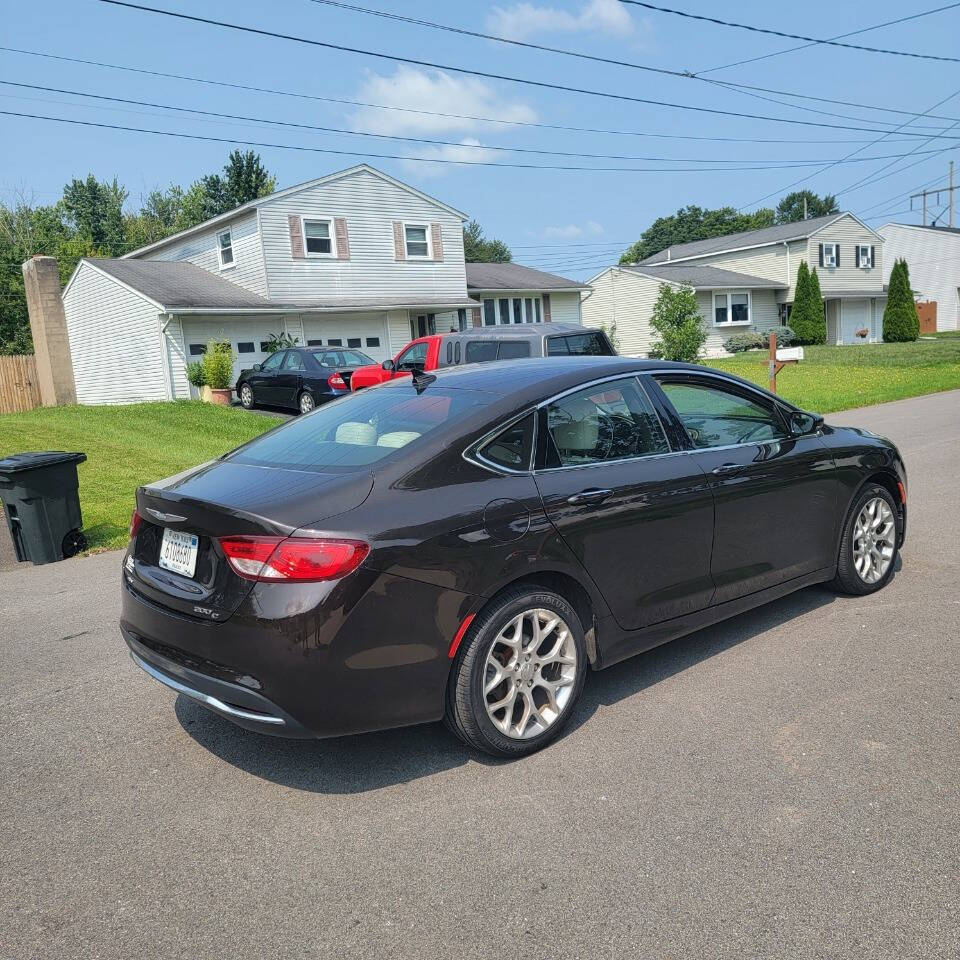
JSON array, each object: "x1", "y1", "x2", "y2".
[
  {"x1": 202, "y1": 338, "x2": 234, "y2": 390},
  {"x1": 263, "y1": 331, "x2": 299, "y2": 353},
  {"x1": 883, "y1": 258, "x2": 919, "y2": 342},
  {"x1": 762, "y1": 325, "x2": 796, "y2": 348},
  {"x1": 186, "y1": 361, "x2": 206, "y2": 387},
  {"x1": 724, "y1": 332, "x2": 764, "y2": 353},
  {"x1": 649, "y1": 283, "x2": 707, "y2": 362},
  {"x1": 790, "y1": 261, "x2": 826, "y2": 344}
]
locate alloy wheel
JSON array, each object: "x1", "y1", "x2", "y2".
[
  {"x1": 483, "y1": 608, "x2": 577, "y2": 740},
  {"x1": 852, "y1": 496, "x2": 895, "y2": 584},
  {"x1": 240, "y1": 384, "x2": 253, "y2": 408},
  {"x1": 299, "y1": 392, "x2": 315, "y2": 414}
]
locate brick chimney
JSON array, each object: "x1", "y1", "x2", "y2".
[{"x1": 21, "y1": 256, "x2": 76, "y2": 406}]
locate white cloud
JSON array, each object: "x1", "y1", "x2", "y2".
[
  {"x1": 349, "y1": 67, "x2": 537, "y2": 138},
  {"x1": 487, "y1": 0, "x2": 636, "y2": 40},
  {"x1": 543, "y1": 221, "x2": 605, "y2": 239},
  {"x1": 400, "y1": 139, "x2": 499, "y2": 179}
]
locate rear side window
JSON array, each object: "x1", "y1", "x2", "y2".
[
  {"x1": 229, "y1": 387, "x2": 492, "y2": 473},
  {"x1": 543, "y1": 378, "x2": 669, "y2": 468},
  {"x1": 497, "y1": 341, "x2": 531, "y2": 360},
  {"x1": 464, "y1": 341, "x2": 498, "y2": 364},
  {"x1": 547, "y1": 332, "x2": 614, "y2": 356},
  {"x1": 478, "y1": 413, "x2": 535, "y2": 471}
]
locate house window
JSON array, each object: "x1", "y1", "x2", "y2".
[
  {"x1": 347, "y1": 338, "x2": 361, "y2": 348},
  {"x1": 302, "y1": 218, "x2": 333, "y2": 256},
  {"x1": 217, "y1": 229, "x2": 234, "y2": 269},
  {"x1": 457, "y1": 309, "x2": 467, "y2": 332},
  {"x1": 237, "y1": 341, "x2": 255, "y2": 353},
  {"x1": 498, "y1": 298, "x2": 510, "y2": 324},
  {"x1": 534, "y1": 299, "x2": 542, "y2": 323},
  {"x1": 327, "y1": 338, "x2": 343, "y2": 346},
  {"x1": 524, "y1": 298, "x2": 534, "y2": 323},
  {"x1": 259, "y1": 341, "x2": 272, "y2": 352},
  {"x1": 404, "y1": 223, "x2": 430, "y2": 258},
  {"x1": 365, "y1": 337, "x2": 380, "y2": 347},
  {"x1": 307, "y1": 339, "x2": 323, "y2": 346},
  {"x1": 857, "y1": 244, "x2": 873, "y2": 269},
  {"x1": 713, "y1": 291, "x2": 751, "y2": 326},
  {"x1": 512, "y1": 298, "x2": 523, "y2": 323},
  {"x1": 483, "y1": 299, "x2": 496, "y2": 326},
  {"x1": 822, "y1": 243, "x2": 838, "y2": 268},
  {"x1": 188, "y1": 343, "x2": 206, "y2": 356}
]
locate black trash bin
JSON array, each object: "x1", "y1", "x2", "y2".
[{"x1": 0, "y1": 451, "x2": 88, "y2": 564}]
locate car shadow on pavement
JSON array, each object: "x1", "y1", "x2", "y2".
[{"x1": 176, "y1": 583, "x2": 841, "y2": 794}]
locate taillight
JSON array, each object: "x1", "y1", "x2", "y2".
[
  {"x1": 328, "y1": 373, "x2": 347, "y2": 390},
  {"x1": 219, "y1": 536, "x2": 369, "y2": 582},
  {"x1": 129, "y1": 509, "x2": 143, "y2": 540}
]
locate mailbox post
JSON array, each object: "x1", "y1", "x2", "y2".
[{"x1": 768, "y1": 332, "x2": 803, "y2": 394}]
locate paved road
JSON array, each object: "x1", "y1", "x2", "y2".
[{"x1": 2, "y1": 390, "x2": 959, "y2": 960}]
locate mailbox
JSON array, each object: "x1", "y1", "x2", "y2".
[{"x1": 775, "y1": 346, "x2": 804, "y2": 362}]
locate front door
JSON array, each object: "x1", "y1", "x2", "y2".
[
  {"x1": 652, "y1": 374, "x2": 837, "y2": 604},
  {"x1": 840, "y1": 298, "x2": 870, "y2": 343},
  {"x1": 533, "y1": 376, "x2": 715, "y2": 631}
]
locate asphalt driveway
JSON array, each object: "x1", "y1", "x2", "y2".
[{"x1": 2, "y1": 390, "x2": 958, "y2": 959}]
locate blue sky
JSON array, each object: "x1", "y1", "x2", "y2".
[{"x1": 3, "y1": 0, "x2": 960, "y2": 278}]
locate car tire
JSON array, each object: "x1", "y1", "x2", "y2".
[
  {"x1": 298, "y1": 391, "x2": 315, "y2": 415},
  {"x1": 445, "y1": 586, "x2": 588, "y2": 758},
  {"x1": 830, "y1": 483, "x2": 900, "y2": 595},
  {"x1": 239, "y1": 383, "x2": 255, "y2": 409}
]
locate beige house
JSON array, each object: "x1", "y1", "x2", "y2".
[{"x1": 583, "y1": 212, "x2": 887, "y2": 355}]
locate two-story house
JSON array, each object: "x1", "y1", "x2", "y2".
[
  {"x1": 582, "y1": 213, "x2": 887, "y2": 355},
  {"x1": 60, "y1": 164, "x2": 586, "y2": 404}
]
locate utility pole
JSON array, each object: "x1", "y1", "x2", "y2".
[
  {"x1": 910, "y1": 164, "x2": 957, "y2": 227},
  {"x1": 803, "y1": 195, "x2": 807, "y2": 220}
]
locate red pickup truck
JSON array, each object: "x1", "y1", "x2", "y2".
[{"x1": 350, "y1": 324, "x2": 615, "y2": 390}]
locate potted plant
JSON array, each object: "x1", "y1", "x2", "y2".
[
  {"x1": 202, "y1": 339, "x2": 235, "y2": 405},
  {"x1": 186, "y1": 360, "x2": 206, "y2": 400},
  {"x1": 855, "y1": 327, "x2": 870, "y2": 341}
]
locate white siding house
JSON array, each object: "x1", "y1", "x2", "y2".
[
  {"x1": 584, "y1": 212, "x2": 888, "y2": 355},
  {"x1": 878, "y1": 223, "x2": 960, "y2": 330}
]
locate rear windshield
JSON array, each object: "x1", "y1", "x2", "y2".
[
  {"x1": 546, "y1": 332, "x2": 613, "y2": 356},
  {"x1": 227, "y1": 387, "x2": 491, "y2": 472}
]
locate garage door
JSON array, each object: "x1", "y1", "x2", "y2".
[
  {"x1": 301, "y1": 314, "x2": 390, "y2": 363},
  {"x1": 839, "y1": 299, "x2": 870, "y2": 344},
  {"x1": 182, "y1": 319, "x2": 284, "y2": 388}
]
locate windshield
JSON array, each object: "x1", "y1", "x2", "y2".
[{"x1": 228, "y1": 386, "x2": 492, "y2": 472}]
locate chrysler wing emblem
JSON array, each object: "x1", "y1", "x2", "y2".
[{"x1": 145, "y1": 508, "x2": 188, "y2": 524}]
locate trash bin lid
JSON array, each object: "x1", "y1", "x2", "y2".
[{"x1": 0, "y1": 451, "x2": 87, "y2": 473}]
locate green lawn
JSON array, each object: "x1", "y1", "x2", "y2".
[
  {"x1": 0, "y1": 401, "x2": 282, "y2": 552},
  {"x1": 706, "y1": 338, "x2": 960, "y2": 413}
]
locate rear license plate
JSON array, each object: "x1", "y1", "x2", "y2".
[{"x1": 159, "y1": 528, "x2": 199, "y2": 578}]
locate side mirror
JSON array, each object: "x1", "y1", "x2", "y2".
[
  {"x1": 381, "y1": 359, "x2": 395, "y2": 372},
  {"x1": 252, "y1": 363, "x2": 262, "y2": 372},
  {"x1": 790, "y1": 410, "x2": 823, "y2": 435}
]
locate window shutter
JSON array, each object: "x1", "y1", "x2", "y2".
[
  {"x1": 870, "y1": 245, "x2": 875, "y2": 267},
  {"x1": 855, "y1": 246, "x2": 860, "y2": 267},
  {"x1": 334, "y1": 217, "x2": 350, "y2": 260},
  {"x1": 818, "y1": 243, "x2": 824, "y2": 267},
  {"x1": 430, "y1": 223, "x2": 444, "y2": 262},
  {"x1": 288, "y1": 215, "x2": 305, "y2": 259},
  {"x1": 543, "y1": 293, "x2": 552, "y2": 323},
  {"x1": 470, "y1": 307, "x2": 482, "y2": 328},
  {"x1": 835, "y1": 245, "x2": 840, "y2": 267},
  {"x1": 392, "y1": 221, "x2": 406, "y2": 261}
]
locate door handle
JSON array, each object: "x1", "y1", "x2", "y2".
[
  {"x1": 711, "y1": 463, "x2": 743, "y2": 475},
  {"x1": 566, "y1": 488, "x2": 613, "y2": 505}
]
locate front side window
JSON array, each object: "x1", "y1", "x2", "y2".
[
  {"x1": 303, "y1": 219, "x2": 333, "y2": 256},
  {"x1": 404, "y1": 224, "x2": 430, "y2": 258},
  {"x1": 478, "y1": 413, "x2": 535, "y2": 471},
  {"x1": 217, "y1": 229, "x2": 234, "y2": 269},
  {"x1": 261, "y1": 351, "x2": 284, "y2": 371},
  {"x1": 396, "y1": 341, "x2": 429, "y2": 371},
  {"x1": 544, "y1": 378, "x2": 669, "y2": 468},
  {"x1": 657, "y1": 378, "x2": 788, "y2": 448},
  {"x1": 714, "y1": 291, "x2": 750, "y2": 326}
]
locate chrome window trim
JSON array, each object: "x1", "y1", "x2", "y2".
[{"x1": 462, "y1": 407, "x2": 539, "y2": 476}]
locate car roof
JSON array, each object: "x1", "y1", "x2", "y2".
[{"x1": 443, "y1": 323, "x2": 598, "y2": 340}]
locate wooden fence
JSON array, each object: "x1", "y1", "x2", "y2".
[{"x1": 0, "y1": 355, "x2": 42, "y2": 413}]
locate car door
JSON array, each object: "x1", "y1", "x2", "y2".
[
  {"x1": 249, "y1": 350, "x2": 285, "y2": 403},
  {"x1": 394, "y1": 340, "x2": 430, "y2": 378},
  {"x1": 533, "y1": 375, "x2": 715, "y2": 632},
  {"x1": 274, "y1": 350, "x2": 306, "y2": 407},
  {"x1": 651, "y1": 373, "x2": 837, "y2": 604}
]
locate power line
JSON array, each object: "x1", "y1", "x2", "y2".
[
  {"x1": 2, "y1": 45, "x2": 951, "y2": 147},
  {"x1": 8, "y1": 79, "x2": 960, "y2": 168},
  {"x1": 305, "y1": 0, "x2": 960, "y2": 130},
  {"x1": 620, "y1": 1, "x2": 960, "y2": 67},
  {"x1": 93, "y1": 1, "x2": 956, "y2": 137}
]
